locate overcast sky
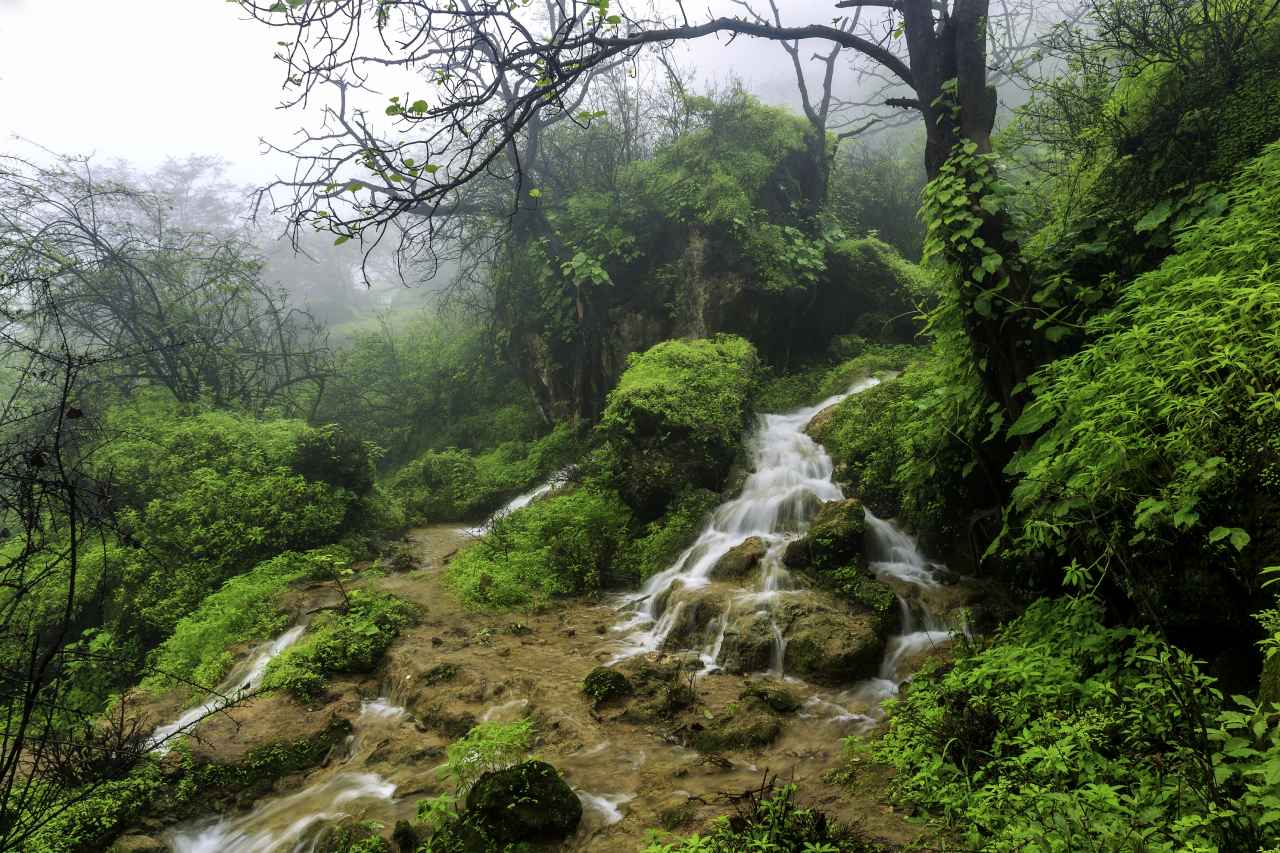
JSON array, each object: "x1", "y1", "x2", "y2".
[{"x1": 0, "y1": 0, "x2": 887, "y2": 185}]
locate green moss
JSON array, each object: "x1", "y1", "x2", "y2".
[
  {"x1": 582, "y1": 667, "x2": 633, "y2": 706},
  {"x1": 143, "y1": 547, "x2": 348, "y2": 696},
  {"x1": 599, "y1": 336, "x2": 759, "y2": 518},
  {"x1": 265, "y1": 591, "x2": 417, "y2": 699},
  {"x1": 447, "y1": 485, "x2": 632, "y2": 608},
  {"x1": 691, "y1": 704, "x2": 782, "y2": 753}
]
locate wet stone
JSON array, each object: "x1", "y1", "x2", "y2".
[
  {"x1": 465, "y1": 760, "x2": 583, "y2": 843},
  {"x1": 707, "y1": 536, "x2": 768, "y2": 580}
]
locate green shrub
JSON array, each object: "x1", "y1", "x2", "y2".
[
  {"x1": 447, "y1": 486, "x2": 632, "y2": 608},
  {"x1": 387, "y1": 423, "x2": 580, "y2": 523},
  {"x1": 598, "y1": 336, "x2": 759, "y2": 518},
  {"x1": 291, "y1": 423, "x2": 376, "y2": 495},
  {"x1": 877, "y1": 597, "x2": 1280, "y2": 851},
  {"x1": 437, "y1": 719, "x2": 534, "y2": 794},
  {"x1": 1004, "y1": 141, "x2": 1280, "y2": 620},
  {"x1": 615, "y1": 488, "x2": 718, "y2": 583},
  {"x1": 143, "y1": 547, "x2": 348, "y2": 695},
  {"x1": 265, "y1": 590, "x2": 417, "y2": 699}
]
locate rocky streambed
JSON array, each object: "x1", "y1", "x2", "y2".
[{"x1": 127, "y1": 379, "x2": 976, "y2": 852}]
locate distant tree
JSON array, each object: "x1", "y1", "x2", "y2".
[
  {"x1": 234, "y1": 0, "x2": 1091, "y2": 426},
  {"x1": 0, "y1": 154, "x2": 332, "y2": 416}
]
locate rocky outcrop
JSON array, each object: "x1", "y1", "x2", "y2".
[
  {"x1": 465, "y1": 761, "x2": 583, "y2": 843},
  {"x1": 708, "y1": 536, "x2": 767, "y2": 580},
  {"x1": 716, "y1": 591, "x2": 891, "y2": 684},
  {"x1": 783, "y1": 498, "x2": 867, "y2": 572}
]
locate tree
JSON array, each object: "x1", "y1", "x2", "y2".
[
  {"x1": 0, "y1": 154, "x2": 332, "y2": 416},
  {"x1": 235, "y1": 0, "x2": 1080, "y2": 425}
]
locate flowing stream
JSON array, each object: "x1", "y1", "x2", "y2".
[
  {"x1": 160, "y1": 378, "x2": 961, "y2": 850},
  {"x1": 147, "y1": 625, "x2": 307, "y2": 753}
]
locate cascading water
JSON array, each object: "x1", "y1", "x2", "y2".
[
  {"x1": 466, "y1": 466, "x2": 574, "y2": 536},
  {"x1": 610, "y1": 377, "x2": 882, "y2": 666},
  {"x1": 147, "y1": 624, "x2": 307, "y2": 752}
]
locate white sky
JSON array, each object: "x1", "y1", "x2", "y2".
[{"x1": 0, "y1": 0, "x2": 881, "y2": 186}]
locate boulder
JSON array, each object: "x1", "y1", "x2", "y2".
[
  {"x1": 690, "y1": 706, "x2": 782, "y2": 752},
  {"x1": 717, "y1": 609, "x2": 777, "y2": 674},
  {"x1": 786, "y1": 498, "x2": 866, "y2": 572},
  {"x1": 582, "y1": 667, "x2": 633, "y2": 706},
  {"x1": 804, "y1": 404, "x2": 839, "y2": 444},
  {"x1": 657, "y1": 587, "x2": 725, "y2": 652},
  {"x1": 708, "y1": 537, "x2": 767, "y2": 581},
  {"x1": 782, "y1": 602, "x2": 884, "y2": 684},
  {"x1": 740, "y1": 682, "x2": 801, "y2": 714},
  {"x1": 465, "y1": 760, "x2": 583, "y2": 843}
]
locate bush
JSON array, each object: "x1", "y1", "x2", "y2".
[
  {"x1": 615, "y1": 488, "x2": 718, "y2": 583},
  {"x1": 877, "y1": 597, "x2": 1280, "y2": 851},
  {"x1": 447, "y1": 487, "x2": 632, "y2": 608},
  {"x1": 265, "y1": 590, "x2": 417, "y2": 699},
  {"x1": 754, "y1": 346, "x2": 916, "y2": 413},
  {"x1": 388, "y1": 423, "x2": 580, "y2": 523},
  {"x1": 598, "y1": 335, "x2": 759, "y2": 518},
  {"x1": 143, "y1": 547, "x2": 348, "y2": 695},
  {"x1": 291, "y1": 424, "x2": 376, "y2": 496},
  {"x1": 1004, "y1": 141, "x2": 1280, "y2": 633}
]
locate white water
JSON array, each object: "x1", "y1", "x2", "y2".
[
  {"x1": 466, "y1": 466, "x2": 574, "y2": 536},
  {"x1": 605, "y1": 374, "x2": 956, "y2": 730},
  {"x1": 148, "y1": 625, "x2": 307, "y2": 752},
  {"x1": 166, "y1": 772, "x2": 397, "y2": 853},
  {"x1": 610, "y1": 377, "x2": 882, "y2": 664}
]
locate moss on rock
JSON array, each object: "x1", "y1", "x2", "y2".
[{"x1": 583, "y1": 666, "x2": 633, "y2": 706}]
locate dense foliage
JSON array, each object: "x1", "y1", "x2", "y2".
[{"x1": 879, "y1": 598, "x2": 1280, "y2": 851}]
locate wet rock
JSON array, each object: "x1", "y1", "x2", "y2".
[
  {"x1": 689, "y1": 704, "x2": 782, "y2": 752},
  {"x1": 804, "y1": 404, "x2": 838, "y2": 443},
  {"x1": 582, "y1": 666, "x2": 633, "y2": 706},
  {"x1": 313, "y1": 817, "x2": 390, "y2": 852},
  {"x1": 789, "y1": 498, "x2": 867, "y2": 572},
  {"x1": 708, "y1": 536, "x2": 767, "y2": 580},
  {"x1": 415, "y1": 703, "x2": 476, "y2": 738},
  {"x1": 740, "y1": 682, "x2": 801, "y2": 714},
  {"x1": 465, "y1": 760, "x2": 583, "y2": 843},
  {"x1": 109, "y1": 836, "x2": 167, "y2": 853},
  {"x1": 717, "y1": 610, "x2": 776, "y2": 674},
  {"x1": 657, "y1": 794, "x2": 698, "y2": 830},
  {"x1": 658, "y1": 587, "x2": 725, "y2": 652},
  {"x1": 782, "y1": 602, "x2": 884, "y2": 684}
]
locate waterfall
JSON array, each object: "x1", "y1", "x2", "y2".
[
  {"x1": 466, "y1": 466, "x2": 574, "y2": 536},
  {"x1": 147, "y1": 624, "x2": 307, "y2": 753},
  {"x1": 610, "y1": 377, "x2": 882, "y2": 663}
]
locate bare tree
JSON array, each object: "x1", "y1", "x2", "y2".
[
  {"x1": 233, "y1": 0, "x2": 1095, "y2": 426},
  {"x1": 0, "y1": 154, "x2": 333, "y2": 417}
]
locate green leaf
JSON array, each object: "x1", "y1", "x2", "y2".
[
  {"x1": 334, "y1": 235, "x2": 350, "y2": 246},
  {"x1": 528, "y1": 188, "x2": 542, "y2": 199},
  {"x1": 1008, "y1": 403, "x2": 1054, "y2": 437},
  {"x1": 1135, "y1": 199, "x2": 1173, "y2": 234},
  {"x1": 410, "y1": 99, "x2": 429, "y2": 114}
]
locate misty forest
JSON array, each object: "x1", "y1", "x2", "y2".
[{"x1": 4, "y1": 0, "x2": 1280, "y2": 850}]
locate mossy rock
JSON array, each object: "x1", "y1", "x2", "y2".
[
  {"x1": 717, "y1": 610, "x2": 776, "y2": 674},
  {"x1": 779, "y1": 599, "x2": 885, "y2": 685},
  {"x1": 708, "y1": 536, "x2": 768, "y2": 580},
  {"x1": 583, "y1": 666, "x2": 633, "y2": 706},
  {"x1": 740, "y1": 682, "x2": 801, "y2": 714},
  {"x1": 313, "y1": 818, "x2": 393, "y2": 852},
  {"x1": 690, "y1": 705, "x2": 782, "y2": 752},
  {"x1": 795, "y1": 499, "x2": 867, "y2": 572},
  {"x1": 465, "y1": 760, "x2": 583, "y2": 843}
]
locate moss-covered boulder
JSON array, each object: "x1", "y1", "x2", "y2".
[
  {"x1": 740, "y1": 682, "x2": 802, "y2": 714},
  {"x1": 582, "y1": 667, "x2": 633, "y2": 706},
  {"x1": 717, "y1": 609, "x2": 777, "y2": 674},
  {"x1": 783, "y1": 603, "x2": 885, "y2": 685},
  {"x1": 708, "y1": 536, "x2": 767, "y2": 580},
  {"x1": 598, "y1": 336, "x2": 759, "y2": 520},
  {"x1": 784, "y1": 499, "x2": 866, "y2": 573},
  {"x1": 109, "y1": 836, "x2": 167, "y2": 853},
  {"x1": 656, "y1": 586, "x2": 726, "y2": 653},
  {"x1": 691, "y1": 704, "x2": 783, "y2": 752},
  {"x1": 465, "y1": 760, "x2": 583, "y2": 843}
]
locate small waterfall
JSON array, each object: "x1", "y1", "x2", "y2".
[
  {"x1": 147, "y1": 624, "x2": 307, "y2": 752},
  {"x1": 166, "y1": 773, "x2": 397, "y2": 853},
  {"x1": 466, "y1": 466, "x2": 573, "y2": 536},
  {"x1": 611, "y1": 377, "x2": 883, "y2": 663}
]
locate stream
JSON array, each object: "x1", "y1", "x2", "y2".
[{"x1": 160, "y1": 378, "x2": 959, "y2": 851}]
